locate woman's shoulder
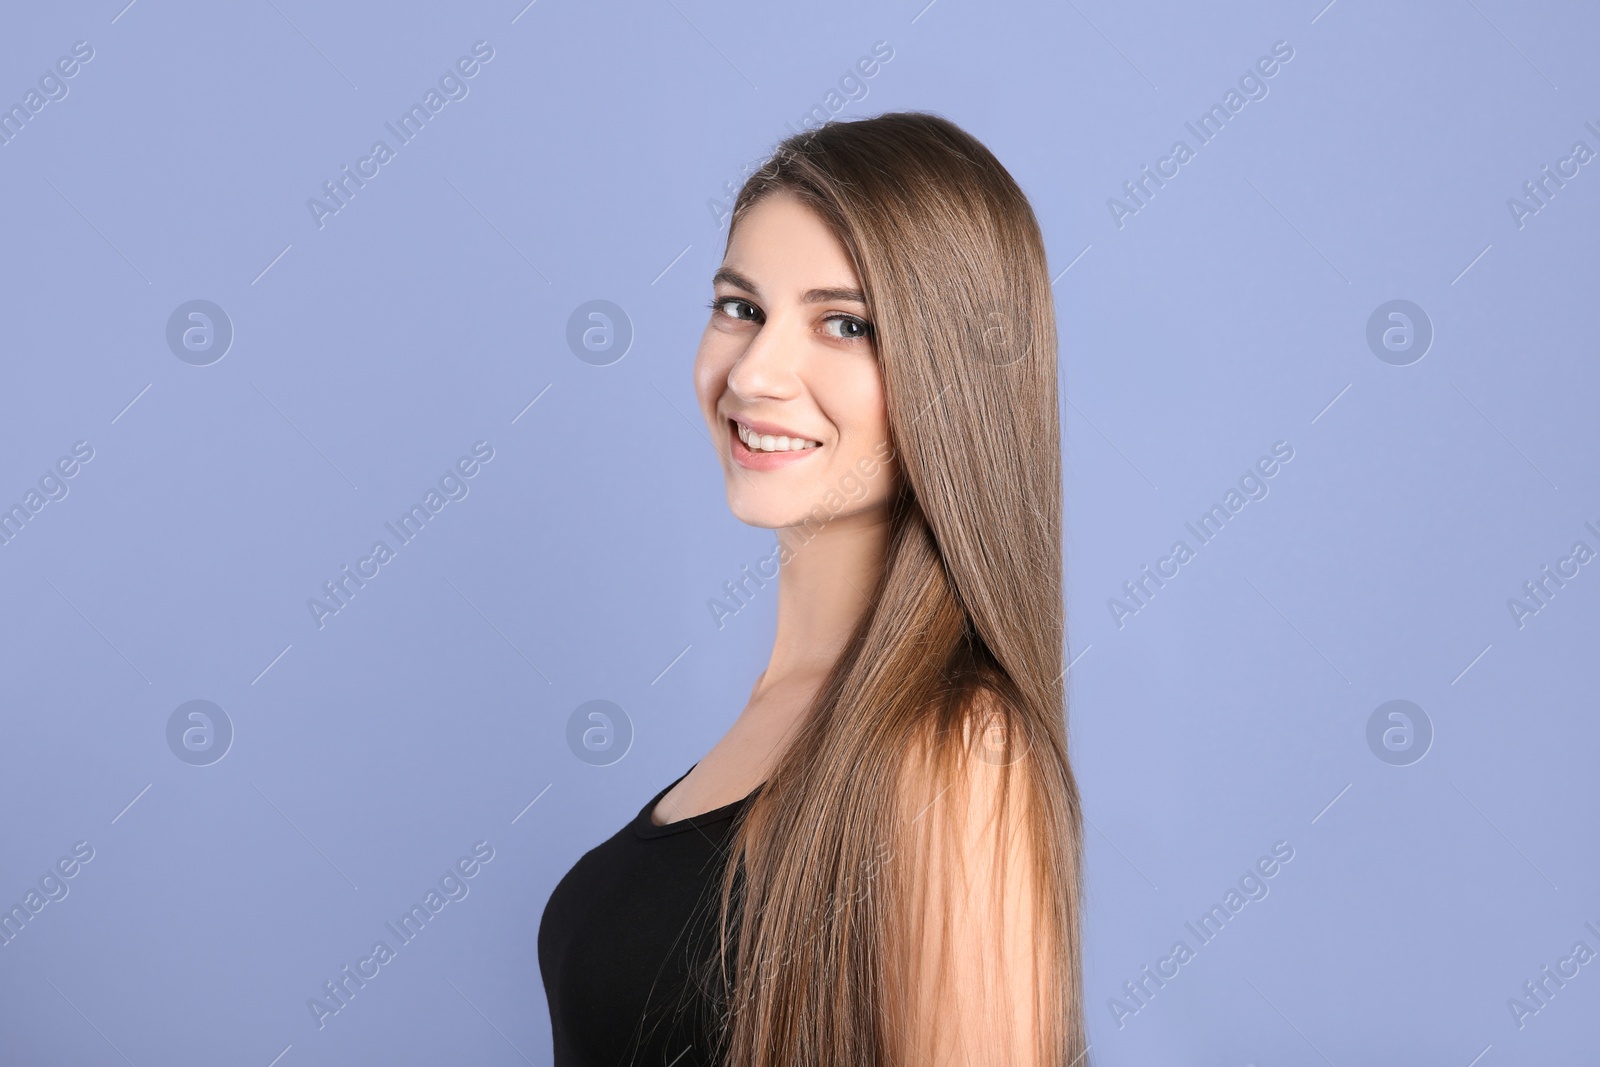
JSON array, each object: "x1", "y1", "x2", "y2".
[
  {"x1": 893, "y1": 681, "x2": 1038, "y2": 831},
  {"x1": 900, "y1": 678, "x2": 1030, "y2": 761}
]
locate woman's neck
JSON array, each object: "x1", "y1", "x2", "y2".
[{"x1": 758, "y1": 507, "x2": 892, "y2": 695}]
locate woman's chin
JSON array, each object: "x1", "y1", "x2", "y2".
[{"x1": 726, "y1": 498, "x2": 807, "y2": 531}]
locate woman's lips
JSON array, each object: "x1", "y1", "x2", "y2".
[{"x1": 728, "y1": 419, "x2": 823, "y2": 471}]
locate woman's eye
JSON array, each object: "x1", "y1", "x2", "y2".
[
  {"x1": 707, "y1": 297, "x2": 759, "y2": 322},
  {"x1": 825, "y1": 314, "x2": 873, "y2": 342}
]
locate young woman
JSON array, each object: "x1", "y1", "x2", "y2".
[{"x1": 539, "y1": 111, "x2": 1087, "y2": 1067}]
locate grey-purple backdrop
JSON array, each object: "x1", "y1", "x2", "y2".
[{"x1": 1, "y1": 0, "x2": 1596, "y2": 1064}]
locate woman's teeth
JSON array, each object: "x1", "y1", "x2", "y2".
[{"x1": 736, "y1": 422, "x2": 821, "y2": 453}]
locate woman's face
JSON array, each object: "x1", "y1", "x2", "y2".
[{"x1": 694, "y1": 188, "x2": 898, "y2": 531}]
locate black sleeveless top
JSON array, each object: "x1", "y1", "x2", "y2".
[{"x1": 538, "y1": 767, "x2": 759, "y2": 1066}]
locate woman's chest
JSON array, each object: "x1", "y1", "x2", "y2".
[{"x1": 538, "y1": 818, "x2": 738, "y2": 1065}]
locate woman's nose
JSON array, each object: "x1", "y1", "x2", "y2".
[{"x1": 726, "y1": 316, "x2": 802, "y2": 401}]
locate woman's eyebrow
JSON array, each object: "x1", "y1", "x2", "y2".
[
  {"x1": 802, "y1": 285, "x2": 868, "y2": 306},
  {"x1": 712, "y1": 267, "x2": 866, "y2": 306}
]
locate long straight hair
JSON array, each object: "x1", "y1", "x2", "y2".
[{"x1": 703, "y1": 111, "x2": 1087, "y2": 1067}]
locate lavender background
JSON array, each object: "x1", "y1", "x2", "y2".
[{"x1": 1, "y1": 1, "x2": 1596, "y2": 1064}]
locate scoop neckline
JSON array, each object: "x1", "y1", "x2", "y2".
[{"x1": 633, "y1": 764, "x2": 763, "y2": 839}]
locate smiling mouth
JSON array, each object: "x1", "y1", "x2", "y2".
[
  {"x1": 732, "y1": 419, "x2": 822, "y2": 453},
  {"x1": 726, "y1": 419, "x2": 824, "y2": 469}
]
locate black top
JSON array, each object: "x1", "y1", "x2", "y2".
[{"x1": 538, "y1": 767, "x2": 759, "y2": 1066}]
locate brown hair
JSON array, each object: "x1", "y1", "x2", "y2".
[{"x1": 704, "y1": 110, "x2": 1087, "y2": 1066}]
